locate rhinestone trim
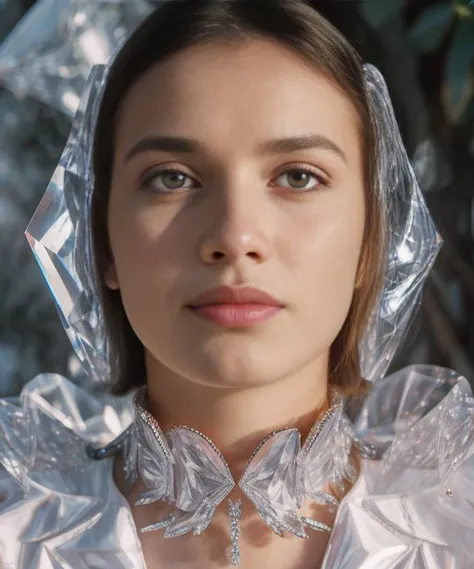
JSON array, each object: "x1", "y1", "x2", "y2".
[
  {"x1": 133, "y1": 388, "x2": 173, "y2": 462},
  {"x1": 301, "y1": 516, "x2": 332, "y2": 533},
  {"x1": 229, "y1": 499, "x2": 242, "y2": 566},
  {"x1": 141, "y1": 513, "x2": 174, "y2": 533},
  {"x1": 126, "y1": 385, "x2": 347, "y2": 566},
  {"x1": 299, "y1": 388, "x2": 343, "y2": 461}
]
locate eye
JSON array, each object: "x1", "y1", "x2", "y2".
[
  {"x1": 272, "y1": 166, "x2": 329, "y2": 192},
  {"x1": 140, "y1": 168, "x2": 198, "y2": 193}
]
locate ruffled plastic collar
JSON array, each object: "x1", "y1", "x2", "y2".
[{"x1": 1, "y1": 366, "x2": 474, "y2": 568}]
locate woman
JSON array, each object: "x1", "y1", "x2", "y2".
[{"x1": 1, "y1": 0, "x2": 473, "y2": 567}]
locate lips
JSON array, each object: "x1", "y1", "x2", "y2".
[
  {"x1": 187, "y1": 285, "x2": 283, "y2": 308},
  {"x1": 186, "y1": 285, "x2": 284, "y2": 328}
]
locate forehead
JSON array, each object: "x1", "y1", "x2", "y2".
[{"x1": 114, "y1": 37, "x2": 361, "y2": 162}]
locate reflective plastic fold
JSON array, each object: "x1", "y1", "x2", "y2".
[
  {"x1": 0, "y1": 0, "x2": 152, "y2": 117},
  {"x1": 359, "y1": 66, "x2": 443, "y2": 382},
  {"x1": 24, "y1": 60, "x2": 443, "y2": 387},
  {"x1": 25, "y1": 66, "x2": 111, "y2": 382},
  {"x1": 1, "y1": 366, "x2": 473, "y2": 568},
  {"x1": 322, "y1": 365, "x2": 474, "y2": 569}
]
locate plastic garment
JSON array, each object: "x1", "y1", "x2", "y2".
[
  {"x1": 323, "y1": 366, "x2": 474, "y2": 569},
  {"x1": 1, "y1": 1, "x2": 474, "y2": 566},
  {"x1": 0, "y1": 366, "x2": 473, "y2": 568}
]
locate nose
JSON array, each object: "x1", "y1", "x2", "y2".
[{"x1": 198, "y1": 183, "x2": 271, "y2": 266}]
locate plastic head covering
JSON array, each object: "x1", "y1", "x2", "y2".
[{"x1": 24, "y1": 39, "x2": 443, "y2": 389}]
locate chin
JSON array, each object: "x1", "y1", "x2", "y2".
[
  {"x1": 184, "y1": 347, "x2": 292, "y2": 389},
  {"x1": 192, "y1": 366, "x2": 283, "y2": 390}
]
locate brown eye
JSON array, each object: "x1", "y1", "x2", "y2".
[
  {"x1": 287, "y1": 170, "x2": 313, "y2": 189},
  {"x1": 274, "y1": 167, "x2": 328, "y2": 192},
  {"x1": 140, "y1": 169, "x2": 196, "y2": 193}
]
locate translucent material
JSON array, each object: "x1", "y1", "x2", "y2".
[
  {"x1": 25, "y1": 66, "x2": 111, "y2": 381},
  {"x1": 0, "y1": 374, "x2": 133, "y2": 484},
  {"x1": 1, "y1": 365, "x2": 473, "y2": 568},
  {"x1": 360, "y1": 65, "x2": 443, "y2": 382},
  {"x1": 0, "y1": 0, "x2": 151, "y2": 117},
  {"x1": 322, "y1": 366, "x2": 474, "y2": 569},
  {"x1": 24, "y1": 62, "x2": 443, "y2": 387},
  {"x1": 3, "y1": 2, "x2": 471, "y2": 566},
  {"x1": 89, "y1": 387, "x2": 350, "y2": 553}
]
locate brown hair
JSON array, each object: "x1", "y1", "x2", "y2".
[{"x1": 91, "y1": 0, "x2": 386, "y2": 396}]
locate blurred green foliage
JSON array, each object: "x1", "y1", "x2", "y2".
[{"x1": 359, "y1": 0, "x2": 474, "y2": 124}]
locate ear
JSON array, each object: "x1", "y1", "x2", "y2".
[{"x1": 104, "y1": 262, "x2": 120, "y2": 290}]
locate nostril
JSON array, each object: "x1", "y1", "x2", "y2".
[{"x1": 211, "y1": 251, "x2": 225, "y2": 260}]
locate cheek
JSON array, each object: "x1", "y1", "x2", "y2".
[
  {"x1": 107, "y1": 200, "x2": 184, "y2": 294},
  {"x1": 279, "y1": 195, "x2": 365, "y2": 326},
  {"x1": 106, "y1": 202, "x2": 193, "y2": 352}
]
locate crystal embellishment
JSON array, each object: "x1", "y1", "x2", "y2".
[
  {"x1": 229, "y1": 499, "x2": 242, "y2": 565},
  {"x1": 91, "y1": 386, "x2": 355, "y2": 565}
]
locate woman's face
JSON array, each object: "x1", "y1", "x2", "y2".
[{"x1": 106, "y1": 38, "x2": 366, "y2": 389}]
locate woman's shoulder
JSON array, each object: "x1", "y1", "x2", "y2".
[
  {"x1": 324, "y1": 364, "x2": 474, "y2": 568},
  {"x1": 0, "y1": 373, "x2": 144, "y2": 569}
]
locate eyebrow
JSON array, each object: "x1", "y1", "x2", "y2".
[{"x1": 124, "y1": 133, "x2": 347, "y2": 164}]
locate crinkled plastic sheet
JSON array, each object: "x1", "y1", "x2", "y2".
[
  {"x1": 24, "y1": 55, "x2": 443, "y2": 386},
  {"x1": 322, "y1": 365, "x2": 474, "y2": 569},
  {"x1": 0, "y1": 0, "x2": 152, "y2": 117},
  {"x1": 0, "y1": 372, "x2": 133, "y2": 485},
  {"x1": 1, "y1": 365, "x2": 473, "y2": 568},
  {"x1": 360, "y1": 65, "x2": 442, "y2": 382}
]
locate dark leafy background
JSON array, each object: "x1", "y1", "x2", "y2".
[{"x1": 0, "y1": 0, "x2": 473, "y2": 396}]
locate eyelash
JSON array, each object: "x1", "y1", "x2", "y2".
[{"x1": 139, "y1": 164, "x2": 330, "y2": 195}]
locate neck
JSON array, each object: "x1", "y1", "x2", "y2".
[{"x1": 144, "y1": 351, "x2": 329, "y2": 476}]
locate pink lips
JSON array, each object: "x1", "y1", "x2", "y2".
[{"x1": 186, "y1": 285, "x2": 284, "y2": 328}]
